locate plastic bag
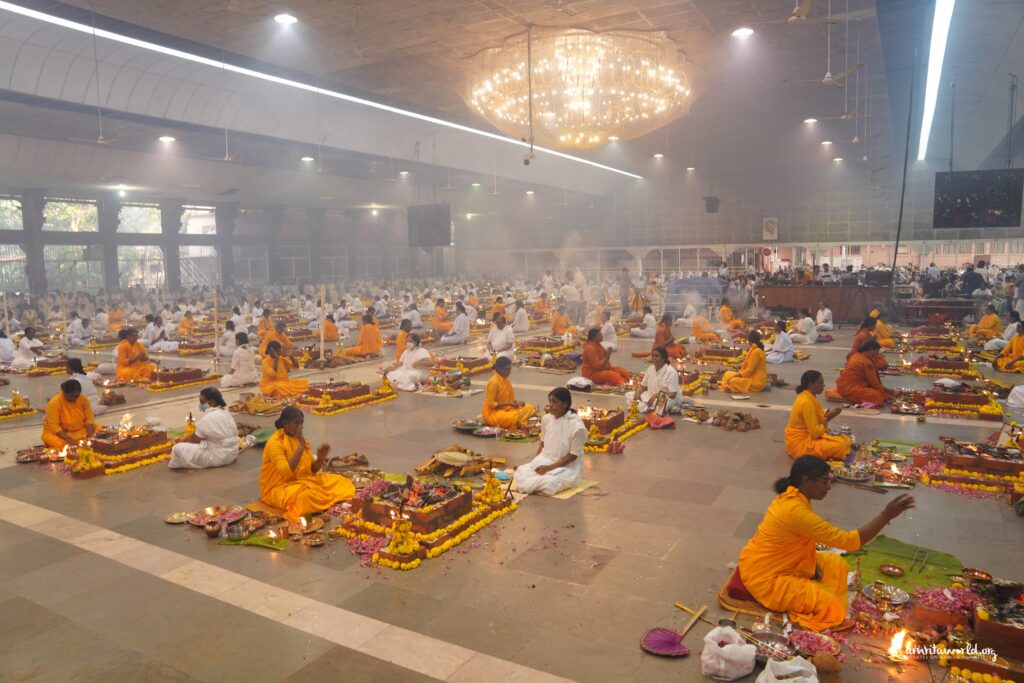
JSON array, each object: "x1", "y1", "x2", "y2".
[
  {"x1": 700, "y1": 626, "x2": 757, "y2": 681},
  {"x1": 755, "y1": 656, "x2": 818, "y2": 683}
]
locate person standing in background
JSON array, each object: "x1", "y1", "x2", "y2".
[{"x1": 618, "y1": 267, "x2": 632, "y2": 317}]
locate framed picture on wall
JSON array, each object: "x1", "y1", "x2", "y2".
[{"x1": 762, "y1": 217, "x2": 779, "y2": 241}]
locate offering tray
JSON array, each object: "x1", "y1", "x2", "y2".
[
  {"x1": 472, "y1": 426, "x2": 501, "y2": 438},
  {"x1": 788, "y1": 630, "x2": 840, "y2": 657},
  {"x1": 862, "y1": 581, "x2": 910, "y2": 607},
  {"x1": 834, "y1": 464, "x2": 874, "y2": 483},
  {"x1": 737, "y1": 629, "x2": 794, "y2": 664},
  {"x1": 288, "y1": 516, "x2": 325, "y2": 535},
  {"x1": 452, "y1": 418, "x2": 482, "y2": 433},
  {"x1": 164, "y1": 511, "x2": 191, "y2": 524},
  {"x1": 188, "y1": 505, "x2": 247, "y2": 527},
  {"x1": 891, "y1": 402, "x2": 924, "y2": 415}
]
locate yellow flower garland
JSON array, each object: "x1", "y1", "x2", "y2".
[
  {"x1": 175, "y1": 347, "x2": 214, "y2": 356},
  {"x1": 0, "y1": 408, "x2": 40, "y2": 421},
  {"x1": 310, "y1": 390, "x2": 397, "y2": 416},
  {"x1": 585, "y1": 419, "x2": 648, "y2": 453},
  {"x1": 147, "y1": 375, "x2": 222, "y2": 393},
  {"x1": 104, "y1": 453, "x2": 171, "y2": 475}
]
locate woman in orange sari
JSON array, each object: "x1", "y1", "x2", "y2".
[
  {"x1": 177, "y1": 311, "x2": 196, "y2": 337},
  {"x1": 581, "y1": 327, "x2": 629, "y2": 386},
  {"x1": 719, "y1": 330, "x2": 767, "y2": 393},
  {"x1": 690, "y1": 314, "x2": 720, "y2": 342},
  {"x1": 257, "y1": 310, "x2": 274, "y2": 339},
  {"x1": 107, "y1": 305, "x2": 125, "y2": 332},
  {"x1": 259, "y1": 406, "x2": 355, "y2": 521},
  {"x1": 116, "y1": 328, "x2": 157, "y2": 382},
  {"x1": 532, "y1": 293, "x2": 550, "y2": 316},
  {"x1": 719, "y1": 303, "x2": 744, "y2": 330},
  {"x1": 738, "y1": 456, "x2": 913, "y2": 631},
  {"x1": 345, "y1": 313, "x2": 382, "y2": 358},
  {"x1": 785, "y1": 370, "x2": 851, "y2": 461},
  {"x1": 995, "y1": 323, "x2": 1024, "y2": 372},
  {"x1": 260, "y1": 341, "x2": 308, "y2": 398},
  {"x1": 481, "y1": 356, "x2": 536, "y2": 429},
  {"x1": 41, "y1": 379, "x2": 97, "y2": 449},
  {"x1": 321, "y1": 314, "x2": 340, "y2": 342},
  {"x1": 432, "y1": 298, "x2": 452, "y2": 334},
  {"x1": 653, "y1": 313, "x2": 686, "y2": 359},
  {"x1": 835, "y1": 339, "x2": 893, "y2": 405},
  {"x1": 259, "y1": 322, "x2": 293, "y2": 357},
  {"x1": 551, "y1": 305, "x2": 574, "y2": 336},
  {"x1": 849, "y1": 318, "x2": 887, "y2": 370}
]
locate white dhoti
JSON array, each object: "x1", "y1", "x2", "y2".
[
  {"x1": 95, "y1": 363, "x2": 117, "y2": 375},
  {"x1": 221, "y1": 373, "x2": 257, "y2": 388},
  {"x1": 386, "y1": 368, "x2": 428, "y2": 392},
  {"x1": 151, "y1": 340, "x2": 180, "y2": 352},
  {"x1": 629, "y1": 327, "x2": 656, "y2": 338},
  {"x1": 816, "y1": 323, "x2": 834, "y2": 332},
  {"x1": 766, "y1": 350, "x2": 794, "y2": 363},
  {"x1": 168, "y1": 408, "x2": 239, "y2": 469},
  {"x1": 790, "y1": 333, "x2": 814, "y2": 344},
  {"x1": 87, "y1": 394, "x2": 109, "y2": 416},
  {"x1": 513, "y1": 460, "x2": 580, "y2": 496},
  {"x1": 440, "y1": 333, "x2": 468, "y2": 345},
  {"x1": 984, "y1": 338, "x2": 1010, "y2": 352}
]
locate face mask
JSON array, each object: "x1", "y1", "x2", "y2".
[{"x1": 199, "y1": 402, "x2": 209, "y2": 412}]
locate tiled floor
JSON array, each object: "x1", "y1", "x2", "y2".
[{"x1": 1, "y1": 328, "x2": 1021, "y2": 682}]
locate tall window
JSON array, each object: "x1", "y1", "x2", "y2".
[
  {"x1": 43, "y1": 200, "x2": 98, "y2": 232},
  {"x1": 0, "y1": 198, "x2": 22, "y2": 230},
  {"x1": 233, "y1": 246, "x2": 269, "y2": 285},
  {"x1": 118, "y1": 205, "x2": 161, "y2": 233},
  {"x1": 181, "y1": 206, "x2": 215, "y2": 235},
  {"x1": 0, "y1": 244, "x2": 27, "y2": 291},
  {"x1": 278, "y1": 245, "x2": 311, "y2": 283},
  {"x1": 44, "y1": 245, "x2": 103, "y2": 291},
  {"x1": 118, "y1": 246, "x2": 165, "y2": 289},
  {"x1": 180, "y1": 245, "x2": 219, "y2": 288},
  {"x1": 320, "y1": 245, "x2": 348, "y2": 282}
]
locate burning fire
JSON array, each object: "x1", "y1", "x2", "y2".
[
  {"x1": 887, "y1": 629, "x2": 911, "y2": 660},
  {"x1": 267, "y1": 530, "x2": 277, "y2": 539},
  {"x1": 299, "y1": 517, "x2": 307, "y2": 529},
  {"x1": 118, "y1": 413, "x2": 134, "y2": 438}
]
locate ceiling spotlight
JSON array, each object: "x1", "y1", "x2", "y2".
[
  {"x1": 607, "y1": 135, "x2": 620, "y2": 142},
  {"x1": 686, "y1": 167, "x2": 696, "y2": 171},
  {"x1": 731, "y1": 27, "x2": 754, "y2": 38},
  {"x1": 300, "y1": 155, "x2": 314, "y2": 162},
  {"x1": 471, "y1": 182, "x2": 481, "y2": 188},
  {"x1": 465, "y1": 213, "x2": 472, "y2": 219},
  {"x1": 371, "y1": 209, "x2": 379, "y2": 216},
  {"x1": 158, "y1": 135, "x2": 175, "y2": 143},
  {"x1": 820, "y1": 140, "x2": 833, "y2": 146},
  {"x1": 833, "y1": 158, "x2": 844, "y2": 162},
  {"x1": 117, "y1": 189, "x2": 126, "y2": 197},
  {"x1": 803, "y1": 118, "x2": 818, "y2": 124},
  {"x1": 398, "y1": 170, "x2": 409, "y2": 176},
  {"x1": 526, "y1": 190, "x2": 535, "y2": 195},
  {"x1": 653, "y1": 153, "x2": 664, "y2": 159},
  {"x1": 274, "y1": 13, "x2": 297, "y2": 25}
]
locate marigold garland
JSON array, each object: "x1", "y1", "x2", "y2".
[
  {"x1": 147, "y1": 375, "x2": 222, "y2": 393},
  {"x1": 585, "y1": 419, "x2": 648, "y2": 453},
  {"x1": 310, "y1": 391, "x2": 397, "y2": 416},
  {"x1": 104, "y1": 452, "x2": 171, "y2": 474},
  {"x1": 0, "y1": 408, "x2": 40, "y2": 421}
]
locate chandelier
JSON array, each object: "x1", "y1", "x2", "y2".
[{"x1": 465, "y1": 27, "x2": 692, "y2": 149}]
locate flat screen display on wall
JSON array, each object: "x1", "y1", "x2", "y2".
[
  {"x1": 933, "y1": 169, "x2": 1024, "y2": 228},
  {"x1": 407, "y1": 203, "x2": 452, "y2": 247}
]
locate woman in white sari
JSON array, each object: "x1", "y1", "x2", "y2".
[
  {"x1": 629, "y1": 305, "x2": 658, "y2": 338},
  {"x1": 385, "y1": 333, "x2": 434, "y2": 391},
  {"x1": 789, "y1": 308, "x2": 819, "y2": 345},
  {"x1": 767, "y1": 320, "x2": 796, "y2": 363},
  {"x1": 169, "y1": 388, "x2": 239, "y2": 469},
  {"x1": 513, "y1": 387, "x2": 587, "y2": 495},
  {"x1": 221, "y1": 332, "x2": 258, "y2": 388},
  {"x1": 218, "y1": 320, "x2": 237, "y2": 357},
  {"x1": 633, "y1": 347, "x2": 682, "y2": 413}
]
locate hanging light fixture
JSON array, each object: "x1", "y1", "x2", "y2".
[{"x1": 465, "y1": 27, "x2": 692, "y2": 149}]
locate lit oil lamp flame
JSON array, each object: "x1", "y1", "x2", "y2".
[
  {"x1": 887, "y1": 629, "x2": 910, "y2": 660},
  {"x1": 267, "y1": 530, "x2": 277, "y2": 539},
  {"x1": 299, "y1": 517, "x2": 307, "y2": 528}
]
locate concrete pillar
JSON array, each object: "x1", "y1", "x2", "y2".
[
  {"x1": 20, "y1": 190, "x2": 47, "y2": 294},
  {"x1": 307, "y1": 208, "x2": 325, "y2": 284},
  {"x1": 215, "y1": 203, "x2": 239, "y2": 290},
  {"x1": 160, "y1": 200, "x2": 183, "y2": 291},
  {"x1": 264, "y1": 207, "x2": 284, "y2": 283},
  {"x1": 97, "y1": 197, "x2": 121, "y2": 291}
]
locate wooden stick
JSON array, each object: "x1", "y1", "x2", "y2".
[
  {"x1": 319, "y1": 285, "x2": 326, "y2": 362},
  {"x1": 212, "y1": 290, "x2": 219, "y2": 368},
  {"x1": 673, "y1": 601, "x2": 716, "y2": 627},
  {"x1": 4, "y1": 291, "x2": 10, "y2": 338},
  {"x1": 677, "y1": 605, "x2": 706, "y2": 638}
]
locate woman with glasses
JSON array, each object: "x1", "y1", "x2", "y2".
[
  {"x1": 785, "y1": 370, "x2": 851, "y2": 461},
  {"x1": 737, "y1": 456, "x2": 914, "y2": 631}
]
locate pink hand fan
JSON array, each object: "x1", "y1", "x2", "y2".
[{"x1": 640, "y1": 604, "x2": 706, "y2": 657}]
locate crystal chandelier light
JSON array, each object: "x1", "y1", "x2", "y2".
[{"x1": 465, "y1": 27, "x2": 692, "y2": 149}]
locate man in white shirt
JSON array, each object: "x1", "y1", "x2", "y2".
[
  {"x1": 440, "y1": 302, "x2": 470, "y2": 345},
  {"x1": 789, "y1": 308, "x2": 819, "y2": 344},
  {"x1": 463, "y1": 298, "x2": 478, "y2": 324},
  {"x1": 927, "y1": 263, "x2": 940, "y2": 280},
  {"x1": 511, "y1": 300, "x2": 530, "y2": 334},
  {"x1": 572, "y1": 269, "x2": 589, "y2": 327},
  {"x1": 486, "y1": 313, "x2": 516, "y2": 360},
  {"x1": 541, "y1": 270, "x2": 555, "y2": 296},
  {"x1": 630, "y1": 306, "x2": 658, "y2": 338},
  {"x1": 815, "y1": 302, "x2": 834, "y2": 331}
]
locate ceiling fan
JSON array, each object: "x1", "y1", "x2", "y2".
[
  {"x1": 544, "y1": 0, "x2": 578, "y2": 17},
  {"x1": 788, "y1": 0, "x2": 838, "y2": 25}
]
